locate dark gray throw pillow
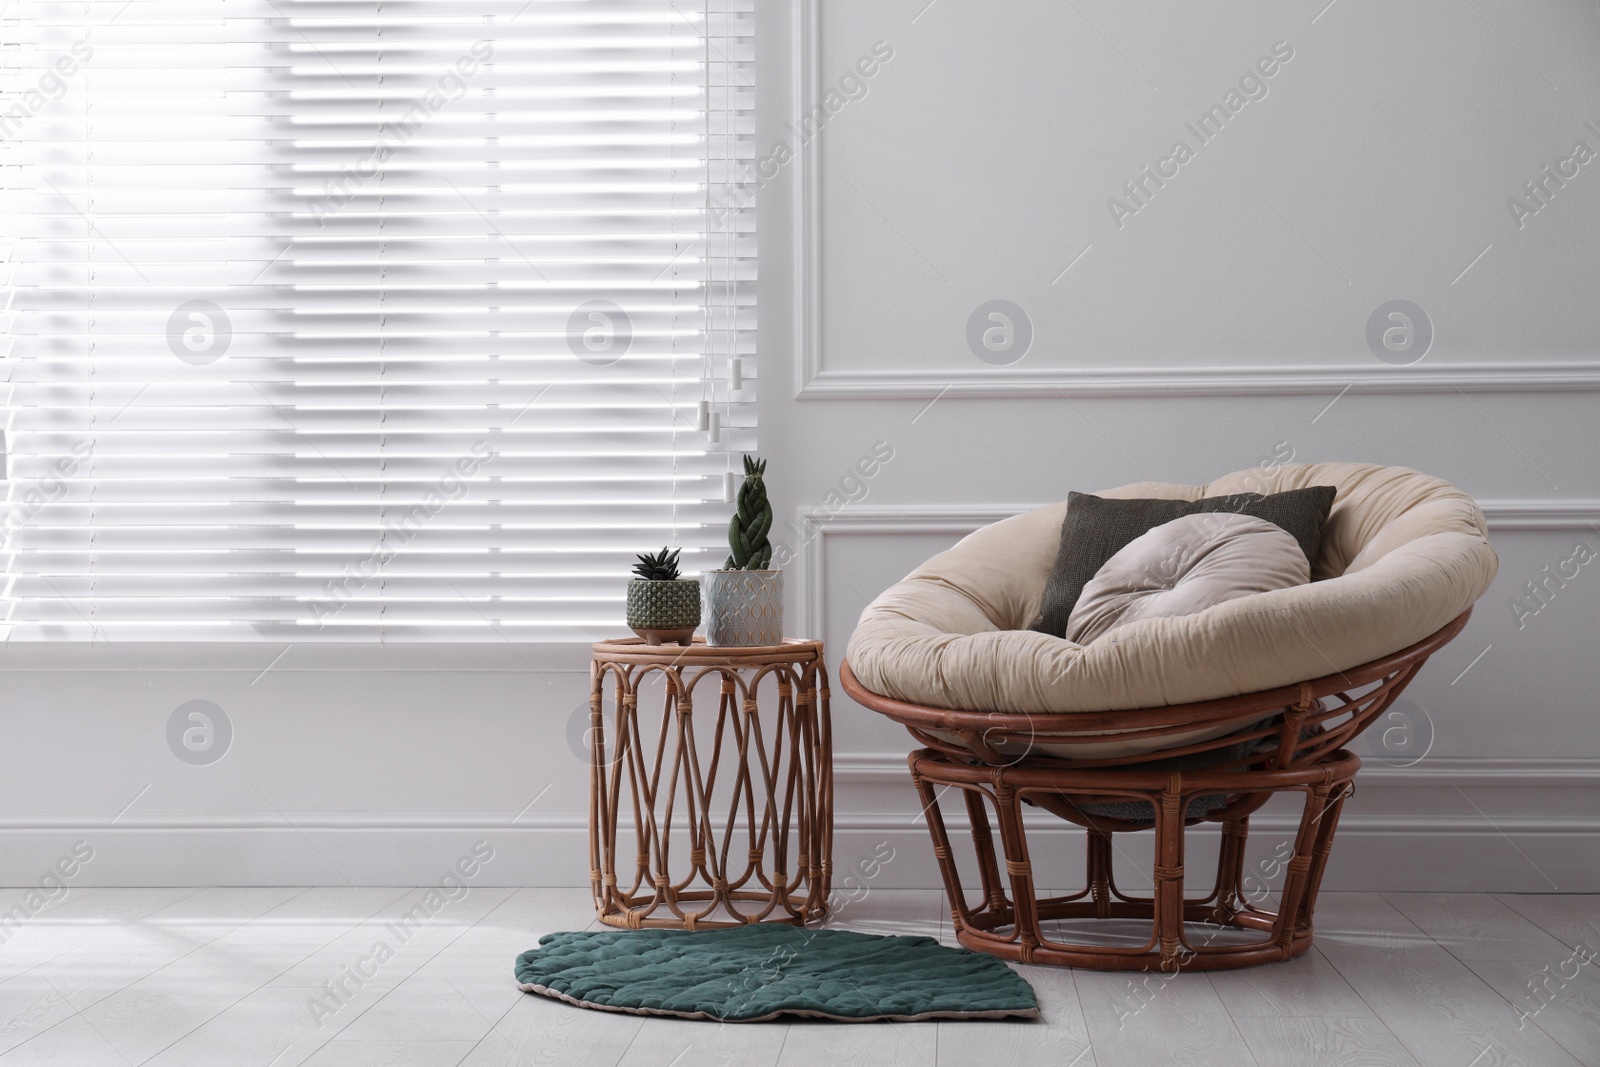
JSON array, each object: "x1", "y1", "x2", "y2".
[{"x1": 1031, "y1": 485, "x2": 1337, "y2": 639}]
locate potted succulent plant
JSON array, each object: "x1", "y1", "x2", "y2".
[
  {"x1": 626, "y1": 547, "x2": 701, "y2": 645},
  {"x1": 704, "y1": 455, "x2": 783, "y2": 647}
]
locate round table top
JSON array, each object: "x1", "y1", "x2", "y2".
[{"x1": 591, "y1": 636, "x2": 822, "y2": 664}]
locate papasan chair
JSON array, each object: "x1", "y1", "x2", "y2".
[{"x1": 841, "y1": 463, "x2": 1497, "y2": 972}]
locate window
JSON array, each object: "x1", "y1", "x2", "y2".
[{"x1": 1, "y1": 0, "x2": 755, "y2": 641}]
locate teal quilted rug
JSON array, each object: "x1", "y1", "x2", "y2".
[{"x1": 514, "y1": 925, "x2": 1039, "y2": 1023}]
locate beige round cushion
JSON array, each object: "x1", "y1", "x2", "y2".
[
  {"x1": 845, "y1": 462, "x2": 1498, "y2": 758},
  {"x1": 1065, "y1": 513, "x2": 1309, "y2": 645}
]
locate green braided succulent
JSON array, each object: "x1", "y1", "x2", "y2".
[{"x1": 724, "y1": 454, "x2": 773, "y2": 570}]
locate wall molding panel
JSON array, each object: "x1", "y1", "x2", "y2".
[
  {"x1": 787, "y1": 0, "x2": 1600, "y2": 399},
  {"x1": 796, "y1": 501, "x2": 1600, "y2": 893},
  {"x1": 797, "y1": 499, "x2": 1600, "y2": 636},
  {"x1": 797, "y1": 503, "x2": 1029, "y2": 637}
]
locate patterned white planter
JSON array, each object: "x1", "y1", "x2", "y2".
[{"x1": 703, "y1": 569, "x2": 783, "y2": 647}]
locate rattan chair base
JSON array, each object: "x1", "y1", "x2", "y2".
[
  {"x1": 949, "y1": 903, "x2": 1313, "y2": 972},
  {"x1": 907, "y1": 746, "x2": 1356, "y2": 972},
  {"x1": 842, "y1": 612, "x2": 1471, "y2": 971}
]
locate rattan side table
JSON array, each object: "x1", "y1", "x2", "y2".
[{"x1": 587, "y1": 637, "x2": 833, "y2": 929}]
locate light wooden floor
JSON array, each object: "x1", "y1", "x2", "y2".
[{"x1": 0, "y1": 887, "x2": 1591, "y2": 1066}]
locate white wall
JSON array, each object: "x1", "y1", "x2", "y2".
[
  {"x1": 761, "y1": 0, "x2": 1600, "y2": 894},
  {"x1": 0, "y1": 0, "x2": 1595, "y2": 893}
]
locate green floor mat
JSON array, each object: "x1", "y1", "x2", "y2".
[{"x1": 514, "y1": 924, "x2": 1039, "y2": 1023}]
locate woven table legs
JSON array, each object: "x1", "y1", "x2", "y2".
[{"x1": 587, "y1": 646, "x2": 833, "y2": 929}]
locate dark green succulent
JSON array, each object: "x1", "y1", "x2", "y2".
[{"x1": 632, "y1": 546, "x2": 682, "y2": 581}]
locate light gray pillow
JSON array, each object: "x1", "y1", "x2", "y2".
[{"x1": 1064, "y1": 513, "x2": 1310, "y2": 645}]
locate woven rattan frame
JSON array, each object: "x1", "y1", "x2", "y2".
[
  {"x1": 840, "y1": 611, "x2": 1470, "y2": 971},
  {"x1": 588, "y1": 638, "x2": 833, "y2": 929}
]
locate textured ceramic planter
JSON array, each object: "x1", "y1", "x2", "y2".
[
  {"x1": 626, "y1": 578, "x2": 701, "y2": 645},
  {"x1": 704, "y1": 569, "x2": 783, "y2": 647}
]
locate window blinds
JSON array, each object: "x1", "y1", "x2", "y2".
[{"x1": 0, "y1": 0, "x2": 755, "y2": 641}]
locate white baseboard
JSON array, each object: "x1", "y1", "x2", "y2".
[
  {"x1": 0, "y1": 819, "x2": 1585, "y2": 893},
  {"x1": 1, "y1": 757, "x2": 1592, "y2": 891}
]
